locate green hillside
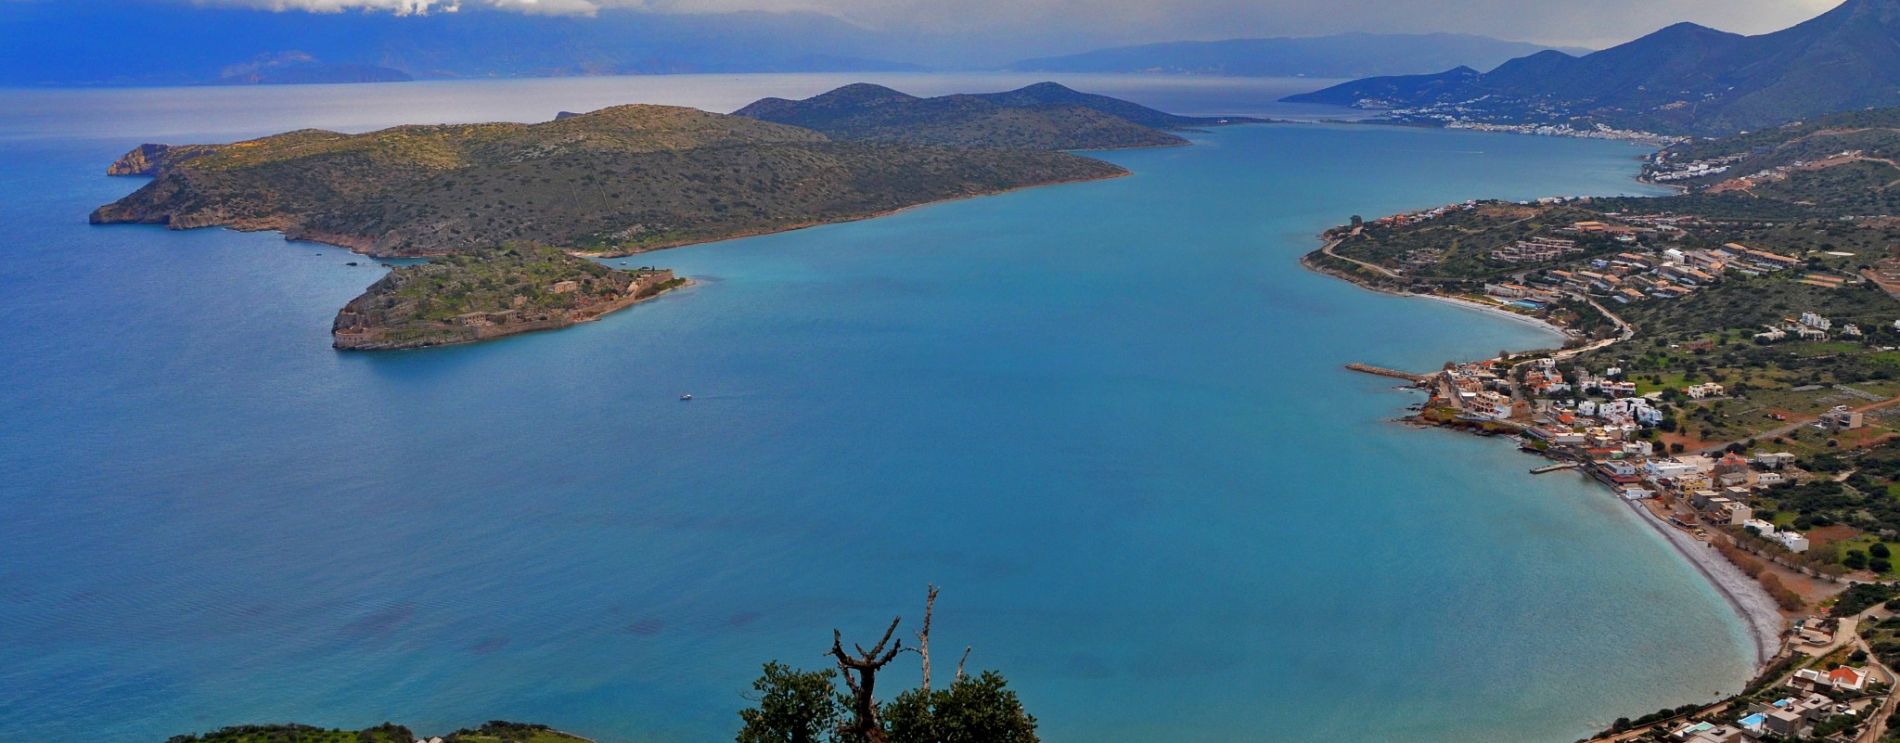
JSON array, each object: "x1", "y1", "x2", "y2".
[
  {"x1": 733, "y1": 82, "x2": 1256, "y2": 150},
  {"x1": 90, "y1": 103, "x2": 1126, "y2": 258}
]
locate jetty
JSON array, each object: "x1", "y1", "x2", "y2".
[
  {"x1": 1345, "y1": 363, "x2": 1428, "y2": 384},
  {"x1": 1530, "y1": 462, "x2": 1580, "y2": 475}
]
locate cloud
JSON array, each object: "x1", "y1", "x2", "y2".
[
  {"x1": 195, "y1": 0, "x2": 456, "y2": 13},
  {"x1": 185, "y1": 0, "x2": 1852, "y2": 47},
  {"x1": 194, "y1": 0, "x2": 606, "y2": 15}
]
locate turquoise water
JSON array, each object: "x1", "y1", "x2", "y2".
[{"x1": 0, "y1": 77, "x2": 1746, "y2": 743}]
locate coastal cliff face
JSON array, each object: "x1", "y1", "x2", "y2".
[
  {"x1": 103, "y1": 143, "x2": 218, "y2": 177},
  {"x1": 331, "y1": 244, "x2": 683, "y2": 351},
  {"x1": 88, "y1": 104, "x2": 1126, "y2": 258}
]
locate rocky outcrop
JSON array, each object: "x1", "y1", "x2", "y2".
[{"x1": 104, "y1": 143, "x2": 217, "y2": 176}]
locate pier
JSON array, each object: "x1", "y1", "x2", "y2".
[
  {"x1": 1344, "y1": 363, "x2": 1428, "y2": 384},
  {"x1": 1529, "y1": 462, "x2": 1580, "y2": 475}
]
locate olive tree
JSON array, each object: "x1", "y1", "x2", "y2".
[{"x1": 739, "y1": 662, "x2": 843, "y2": 743}]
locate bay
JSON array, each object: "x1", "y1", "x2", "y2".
[{"x1": 0, "y1": 74, "x2": 1742, "y2": 743}]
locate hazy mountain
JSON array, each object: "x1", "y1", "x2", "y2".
[
  {"x1": 1007, "y1": 33, "x2": 1589, "y2": 79},
  {"x1": 0, "y1": 2, "x2": 921, "y2": 87},
  {"x1": 214, "y1": 52, "x2": 412, "y2": 86},
  {"x1": 1283, "y1": 0, "x2": 1900, "y2": 134},
  {"x1": 734, "y1": 82, "x2": 1259, "y2": 149}
]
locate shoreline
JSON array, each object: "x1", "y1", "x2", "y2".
[
  {"x1": 1300, "y1": 248, "x2": 1574, "y2": 341},
  {"x1": 1408, "y1": 292, "x2": 1573, "y2": 338},
  {"x1": 334, "y1": 277, "x2": 695, "y2": 352},
  {"x1": 1304, "y1": 231, "x2": 1785, "y2": 671},
  {"x1": 1610, "y1": 484, "x2": 1782, "y2": 667}
]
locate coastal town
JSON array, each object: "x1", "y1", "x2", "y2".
[{"x1": 1310, "y1": 107, "x2": 1900, "y2": 742}]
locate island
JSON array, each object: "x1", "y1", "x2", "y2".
[
  {"x1": 88, "y1": 102, "x2": 1130, "y2": 258},
  {"x1": 331, "y1": 244, "x2": 683, "y2": 351},
  {"x1": 1308, "y1": 106, "x2": 1900, "y2": 740},
  {"x1": 90, "y1": 82, "x2": 1249, "y2": 350}
]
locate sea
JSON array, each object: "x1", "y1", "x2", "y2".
[{"x1": 0, "y1": 73, "x2": 1747, "y2": 743}]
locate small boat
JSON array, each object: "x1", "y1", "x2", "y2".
[{"x1": 680, "y1": 393, "x2": 693, "y2": 401}]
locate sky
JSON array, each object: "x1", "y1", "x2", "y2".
[{"x1": 185, "y1": 0, "x2": 1847, "y2": 48}]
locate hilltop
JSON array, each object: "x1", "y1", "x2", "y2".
[
  {"x1": 91, "y1": 103, "x2": 1125, "y2": 257},
  {"x1": 1007, "y1": 33, "x2": 1587, "y2": 79},
  {"x1": 1284, "y1": 0, "x2": 1900, "y2": 135},
  {"x1": 733, "y1": 82, "x2": 1258, "y2": 150}
]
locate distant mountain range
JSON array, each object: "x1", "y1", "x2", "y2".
[
  {"x1": 1283, "y1": 0, "x2": 1900, "y2": 135},
  {"x1": 212, "y1": 52, "x2": 411, "y2": 86},
  {"x1": 0, "y1": 3, "x2": 920, "y2": 86},
  {"x1": 734, "y1": 82, "x2": 1259, "y2": 150},
  {"x1": 1007, "y1": 33, "x2": 1590, "y2": 79}
]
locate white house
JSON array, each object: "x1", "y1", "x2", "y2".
[
  {"x1": 1756, "y1": 452, "x2": 1797, "y2": 469},
  {"x1": 1646, "y1": 460, "x2": 1703, "y2": 480},
  {"x1": 1779, "y1": 531, "x2": 1810, "y2": 553},
  {"x1": 1686, "y1": 382, "x2": 1725, "y2": 399}
]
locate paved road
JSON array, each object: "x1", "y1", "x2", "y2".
[{"x1": 1317, "y1": 228, "x2": 1401, "y2": 279}]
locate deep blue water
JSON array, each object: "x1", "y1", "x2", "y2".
[{"x1": 0, "y1": 75, "x2": 1746, "y2": 743}]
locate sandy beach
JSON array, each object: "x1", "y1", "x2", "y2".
[{"x1": 1410, "y1": 292, "x2": 1574, "y2": 339}]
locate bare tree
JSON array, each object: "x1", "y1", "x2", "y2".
[
  {"x1": 830, "y1": 617, "x2": 903, "y2": 743},
  {"x1": 913, "y1": 585, "x2": 939, "y2": 692},
  {"x1": 955, "y1": 645, "x2": 972, "y2": 683}
]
